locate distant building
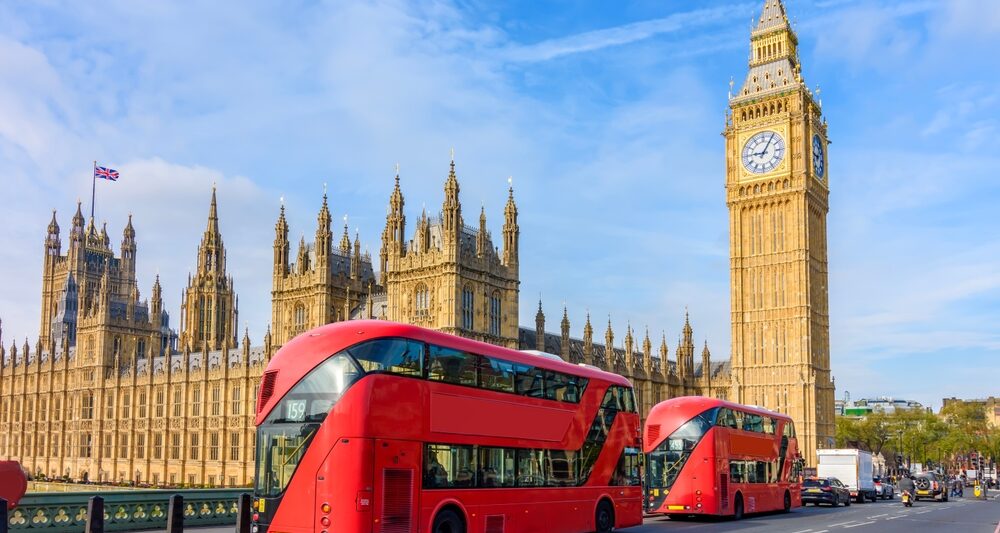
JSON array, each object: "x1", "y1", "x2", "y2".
[
  {"x1": 837, "y1": 397, "x2": 925, "y2": 419},
  {"x1": 942, "y1": 397, "x2": 1000, "y2": 428}
]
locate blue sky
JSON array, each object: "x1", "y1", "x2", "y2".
[{"x1": 1, "y1": 0, "x2": 998, "y2": 410}]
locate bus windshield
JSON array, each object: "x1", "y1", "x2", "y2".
[
  {"x1": 646, "y1": 408, "x2": 717, "y2": 490},
  {"x1": 255, "y1": 353, "x2": 363, "y2": 497}
]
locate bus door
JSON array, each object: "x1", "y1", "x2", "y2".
[{"x1": 374, "y1": 439, "x2": 420, "y2": 533}]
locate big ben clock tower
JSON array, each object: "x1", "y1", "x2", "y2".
[{"x1": 725, "y1": 0, "x2": 835, "y2": 464}]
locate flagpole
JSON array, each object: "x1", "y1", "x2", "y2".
[{"x1": 91, "y1": 160, "x2": 97, "y2": 219}]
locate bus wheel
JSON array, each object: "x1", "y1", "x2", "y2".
[
  {"x1": 595, "y1": 499, "x2": 615, "y2": 533},
  {"x1": 733, "y1": 494, "x2": 744, "y2": 520},
  {"x1": 783, "y1": 491, "x2": 791, "y2": 513},
  {"x1": 432, "y1": 508, "x2": 465, "y2": 533}
]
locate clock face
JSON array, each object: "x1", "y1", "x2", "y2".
[
  {"x1": 812, "y1": 134, "x2": 825, "y2": 179},
  {"x1": 742, "y1": 131, "x2": 785, "y2": 174}
]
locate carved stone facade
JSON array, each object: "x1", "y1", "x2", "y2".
[
  {"x1": 523, "y1": 305, "x2": 729, "y2": 421},
  {"x1": 270, "y1": 191, "x2": 376, "y2": 347},
  {"x1": 0, "y1": 192, "x2": 268, "y2": 487},
  {"x1": 724, "y1": 0, "x2": 836, "y2": 463}
]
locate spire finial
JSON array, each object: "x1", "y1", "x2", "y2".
[
  {"x1": 450, "y1": 147, "x2": 455, "y2": 162},
  {"x1": 323, "y1": 181, "x2": 327, "y2": 197}
]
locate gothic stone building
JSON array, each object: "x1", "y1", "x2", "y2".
[
  {"x1": 724, "y1": 0, "x2": 836, "y2": 462},
  {"x1": 0, "y1": 191, "x2": 267, "y2": 487},
  {"x1": 0, "y1": 0, "x2": 838, "y2": 485}
]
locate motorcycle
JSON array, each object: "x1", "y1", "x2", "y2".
[{"x1": 901, "y1": 490, "x2": 912, "y2": 507}]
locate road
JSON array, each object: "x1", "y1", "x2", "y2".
[
  {"x1": 179, "y1": 492, "x2": 999, "y2": 533},
  {"x1": 630, "y1": 492, "x2": 1000, "y2": 532}
]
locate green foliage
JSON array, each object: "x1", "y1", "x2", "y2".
[{"x1": 837, "y1": 406, "x2": 997, "y2": 468}]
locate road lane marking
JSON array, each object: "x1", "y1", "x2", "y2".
[
  {"x1": 844, "y1": 522, "x2": 876, "y2": 528},
  {"x1": 885, "y1": 515, "x2": 904, "y2": 520},
  {"x1": 994, "y1": 519, "x2": 1000, "y2": 533},
  {"x1": 827, "y1": 522, "x2": 857, "y2": 527},
  {"x1": 867, "y1": 513, "x2": 888, "y2": 518},
  {"x1": 790, "y1": 529, "x2": 813, "y2": 533}
]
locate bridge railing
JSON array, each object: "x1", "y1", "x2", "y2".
[{"x1": 2, "y1": 489, "x2": 249, "y2": 533}]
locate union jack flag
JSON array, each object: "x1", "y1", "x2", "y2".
[{"x1": 95, "y1": 166, "x2": 119, "y2": 181}]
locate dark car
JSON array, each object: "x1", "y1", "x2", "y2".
[
  {"x1": 801, "y1": 477, "x2": 852, "y2": 507},
  {"x1": 914, "y1": 472, "x2": 949, "y2": 502}
]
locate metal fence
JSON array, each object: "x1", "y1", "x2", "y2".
[{"x1": 2, "y1": 490, "x2": 251, "y2": 533}]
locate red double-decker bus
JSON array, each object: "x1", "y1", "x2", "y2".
[
  {"x1": 252, "y1": 320, "x2": 644, "y2": 533},
  {"x1": 644, "y1": 396, "x2": 802, "y2": 519}
]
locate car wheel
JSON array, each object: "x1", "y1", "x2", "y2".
[
  {"x1": 832, "y1": 497, "x2": 840, "y2": 508},
  {"x1": 783, "y1": 491, "x2": 791, "y2": 513},
  {"x1": 595, "y1": 500, "x2": 615, "y2": 533},
  {"x1": 844, "y1": 494, "x2": 851, "y2": 507}
]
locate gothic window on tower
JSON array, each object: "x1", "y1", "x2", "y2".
[
  {"x1": 81, "y1": 392, "x2": 94, "y2": 419},
  {"x1": 231, "y1": 385, "x2": 242, "y2": 415},
  {"x1": 155, "y1": 387, "x2": 165, "y2": 417},
  {"x1": 211, "y1": 384, "x2": 221, "y2": 416},
  {"x1": 415, "y1": 284, "x2": 430, "y2": 318},
  {"x1": 294, "y1": 303, "x2": 306, "y2": 333},
  {"x1": 192, "y1": 385, "x2": 202, "y2": 416},
  {"x1": 173, "y1": 389, "x2": 183, "y2": 417},
  {"x1": 138, "y1": 391, "x2": 147, "y2": 418},
  {"x1": 119, "y1": 435, "x2": 129, "y2": 459},
  {"x1": 105, "y1": 395, "x2": 114, "y2": 419},
  {"x1": 210, "y1": 432, "x2": 220, "y2": 461},
  {"x1": 489, "y1": 292, "x2": 501, "y2": 336},
  {"x1": 136, "y1": 434, "x2": 145, "y2": 459},
  {"x1": 462, "y1": 287, "x2": 474, "y2": 330}
]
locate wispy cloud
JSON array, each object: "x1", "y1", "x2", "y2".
[{"x1": 500, "y1": 3, "x2": 754, "y2": 63}]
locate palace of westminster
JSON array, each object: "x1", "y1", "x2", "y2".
[{"x1": 0, "y1": 0, "x2": 834, "y2": 487}]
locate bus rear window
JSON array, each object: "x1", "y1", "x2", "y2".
[{"x1": 348, "y1": 338, "x2": 423, "y2": 377}]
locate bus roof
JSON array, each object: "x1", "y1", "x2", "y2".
[
  {"x1": 258, "y1": 320, "x2": 632, "y2": 422},
  {"x1": 645, "y1": 396, "x2": 793, "y2": 432}
]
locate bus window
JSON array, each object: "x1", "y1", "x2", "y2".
[
  {"x1": 622, "y1": 387, "x2": 637, "y2": 413},
  {"x1": 546, "y1": 450, "x2": 579, "y2": 486},
  {"x1": 516, "y1": 449, "x2": 545, "y2": 487},
  {"x1": 424, "y1": 444, "x2": 476, "y2": 488},
  {"x1": 646, "y1": 409, "x2": 715, "y2": 490},
  {"x1": 717, "y1": 408, "x2": 738, "y2": 428},
  {"x1": 762, "y1": 417, "x2": 775, "y2": 434},
  {"x1": 479, "y1": 358, "x2": 516, "y2": 393},
  {"x1": 347, "y1": 338, "x2": 423, "y2": 377},
  {"x1": 611, "y1": 447, "x2": 642, "y2": 486},
  {"x1": 562, "y1": 377, "x2": 588, "y2": 403},
  {"x1": 743, "y1": 413, "x2": 763, "y2": 432},
  {"x1": 428, "y1": 346, "x2": 477, "y2": 387},
  {"x1": 783, "y1": 421, "x2": 796, "y2": 438},
  {"x1": 544, "y1": 372, "x2": 569, "y2": 402},
  {"x1": 515, "y1": 366, "x2": 545, "y2": 398},
  {"x1": 478, "y1": 447, "x2": 515, "y2": 488}
]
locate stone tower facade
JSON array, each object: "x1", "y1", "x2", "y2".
[
  {"x1": 379, "y1": 160, "x2": 520, "y2": 348},
  {"x1": 725, "y1": 0, "x2": 835, "y2": 463},
  {"x1": 180, "y1": 188, "x2": 238, "y2": 351},
  {"x1": 270, "y1": 191, "x2": 377, "y2": 347}
]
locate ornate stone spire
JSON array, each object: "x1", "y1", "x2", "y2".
[
  {"x1": 503, "y1": 177, "x2": 518, "y2": 268},
  {"x1": 583, "y1": 312, "x2": 594, "y2": 365},
  {"x1": 316, "y1": 186, "x2": 332, "y2": 260},
  {"x1": 560, "y1": 307, "x2": 570, "y2": 360},
  {"x1": 339, "y1": 215, "x2": 351, "y2": 254},
  {"x1": 643, "y1": 327, "x2": 653, "y2": 374},
  {"x1": 274, "y1": 200, "x2": 290, "y2": 276},
  {"x1": 535, "y1": 300, "x2": 545, "y2": 352}
]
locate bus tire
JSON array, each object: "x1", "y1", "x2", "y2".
[
  {"x1": 595, "y1": 499, "x2": 615, "y2": 533},
  {"x1": 432, "y1": 508, "x2": 465, "y2": 533},
  {"x1": 783, "y1": 491, "x2": 791, "y2": 513},
  {"x1": 733, "y1": 493, "x2": 744, "y2": 520}
]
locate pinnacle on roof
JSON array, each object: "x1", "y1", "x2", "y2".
[
  {"x1": 754, "y1": 0, "x2": 789, "y2": 34},
  {"x1": 48, "y1": 209, "x2": 60, "y2": 234},
  {"x1": 206, "y1": 186, "x2": 219, "y2": 234},
  {"x1": 123, "y1": 213, "x2": 135, "y2": 239}
]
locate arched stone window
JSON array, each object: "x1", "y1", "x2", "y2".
[
  {"x1": 489, "y1": 291, "x2": 502, "y2": 336},
  {"x1": 415, "y1": 284, "x2": 430, "y2": 317},
  {"x1": 294, "y1": 303, "x2": 306, "y2": 332},
  {"x1": 461, "y1": 285, "x2": 474, "y2": 330}
]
